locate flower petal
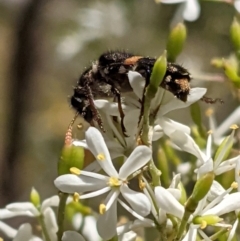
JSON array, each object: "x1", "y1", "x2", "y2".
[
  {"x1": 120, "y1": 184, "x2": 151, "y2": 216},
  {"x1": 6, "y1": 202, "x2": 39, "y2": 216},
  {"x1": 128, "y1": 71, "x2": 145, "y2": 99},
  {"x1": 157, "y1": 88, "x2": 206, "y2": 116},
  {"x1": 62, "y1": 231, "x2": 85, "y2": 241},
  {"x1": 54, "y1": 174, "x2": 107, "y2": 193},
  {"x1": 13, "y1": 223, "x2": 32, "y2": 241},
  {"x1": 85, "y1": 127, "x2": 118, "y2": 177},
  {"x1": 0, "y1": 221, "x2": 17, "y2": 238},
  {"x1": 183, "y1": 0, "x2": 200, "y2": 21},
  {"x1": 43, "y1": 207, "x2": 58, "y2": 241},
  {"x1": 169, "y1": 130, "x2": 207, "y2": 163},
  {"x1": 203, "y1": 193, "x2": 240, "y2": 216},
  {"x1": 119, "y1": 146, "x2": 151, "y2": 179},
  {"x1": 155, "y1": 186, "x2": 184, "y2": 219},
  {"x1": 97, "y1": 200, "x2": 117, "y2": 240}
]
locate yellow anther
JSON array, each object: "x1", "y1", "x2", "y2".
[
  {"x1": 200, "y1": 220, "x2": 207, "y2": 229},
  {"x1": 97, "y1": 153, "x2": 105, "y2": 161},
  {"x1": 99, "y1": 204, "x2": 106, "y2": 214},
  {"x1": 70, "y1": 167, "x2": 81, "y2": 175},
  {"x1": 139, "y1": 179, "x2": 146, "y2": 190},
  {"x1": 0, "y1": 238, "x2": 3, "y2": 241},
  {"x1": 230, "y1": 124, "x2": 239, "y2": 130},
  {"x1": 108, "y1": 177, "x2": 121, "y2": 187},
  {"x1": 73, "y1": 192, "x2": 80, "y2": 202},
  {"x1": 207, "y1": 130, "x2": 213, "y2": 135},
  {"x1": 77, "y1": 123, "x2": 83, "y2": 130},
  {"x1": 205, "y1": 108, "x2": 214, "y2": 117},
  {"x1": 231, "y1": 181, "x2": 238, "y2": 189}
]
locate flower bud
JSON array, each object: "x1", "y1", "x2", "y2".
[
  {"x1": 230, "y1": 18, "x2": 240, "y2": 52},
  {"x1": 211, "y1": 58, "x2": 224, "y2": 68},
  {"x1": 166, "y1": 23, "x2": 187, "y2": 62},
  {"x1": 191, "y1": 172, "x2": 215, "y2": 202},
  {"x1": 193, "y1": 215, "x2": 222, "y2": 226},
  {"x1": 223, "y1": 59, "x2": 240, "y2": 88},
  {"x1": 30, "y1": 187, "x2": 41, "y2": 208},
  {"x1": 58, "y1": 143, "x2": 84, "y2": 176},
  {"x1": 149, "y1": 50, "x2": 167, "y2": 92}
]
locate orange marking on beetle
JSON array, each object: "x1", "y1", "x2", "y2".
[{"x1": 124, "y1": 56, "x2": 143, "y2": 65}]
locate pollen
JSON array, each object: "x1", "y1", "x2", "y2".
[
  {"x1": 231, "y1": 181, "x2": 238, "y2": 189},
  {"x1": 99, "y1": 204, "x2": 106, "y2": 214},
  {"x1": 77, "y1": 123, "x2": 83, "y2": 130},
  {"x1": 207, "y1": 130, "x2": 213, "y2": 135},
  {"x1": 73, "y1": 192, "x2": 80, "y2": 202},
  {"x1": 139, "y1": 179, "x2": 146, "y2": 190},
  {"x1": 108, "y1": 177, "x2": 121, "y2": 187},
  {"x1": 205, "y1": 108, "x2": 214, "y2": 117},
  {"x1": 97, "y1": 153, "x2": 105, "y2": 161},
  {"x1": 200, "y1": 220, "x2": 207, "y2": 229},
  {"x1": 230, "y1": 124, "x2": 239, "y2": 130},
  {"x1": 70, "y1": 167, "x2": 81, "y2": 175}
]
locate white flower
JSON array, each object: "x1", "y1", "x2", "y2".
[
  {"x1": 158, "y1": 0, "x2": 200, "y2": 22},
  {"x1": 168, "y1": 127, "x2": 240, "y2": 176},
  {"x1": 0, "y1": 195, "x2": 72, "y2": 241},
  {"x1": 55, "y1": 127, "x2": 152, "y2": 240},
  {"x1": 62, "y1": 231, "x2": 86, "y2": 241}
]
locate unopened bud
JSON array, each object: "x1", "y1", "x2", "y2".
[
  {"x1": 230, "y1": 18, "x2": 240, "y2": 52},
  {"x1": 30, "y1": 187, "x2": 40, "y2": 208}
]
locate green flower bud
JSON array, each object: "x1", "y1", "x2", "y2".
[
  {"x1": 191, "y1": 172, "x2": 215, "y2": 202},
  {"x1": 149, "y1": 50, "x2": 167, "y2": 92},
  {"x1": 211, "y1": 58, "x2": 224, "y2": 68},
  {"x1": 214, "y1": 125, "x2": 237, "y2": 162},
  {"x1": 58, "y1": 143, "x2": 85, "y2": 176},
  {"x1": 230, "y1": 18, "x2": 240, "y2": 52},
  {"x1": 193, "y1": 215, "x2": 222, "y2": 226},
  {"x1": 178, "y1": 182, "x2": 187, "y2": 205},
  {"x1": 30, "y1": 187, "x2": 41, "y2": 208},
  {"x1": 166, "y1": 23, "x2": 187, "y2": 62},
  {"x1": 223, "y1": 59, "x2": 240, "y2": 88}
]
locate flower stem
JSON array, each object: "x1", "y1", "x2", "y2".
[
  {"x1": 38, "y1": 214, "x2": 51, "y2": 241},
  {"x1": 57, "y1": 192, "x2": 68, "y2": 241}
]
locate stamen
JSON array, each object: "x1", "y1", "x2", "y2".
[
  {"x1": 230, "y1": 124, "x2": 239, "y2": 130},
  {"x1": 108, "y1": 177, "x2": 121, "y2": 187},
  {"x1": 73, "y1": 192, "x2": 80, "y2": 202},
  {"x1": 200, "y1": 220, "x2": 207, "y2": 229},
  {"x1": 207, "y1": 130, "x2": 213, "y2": 135},
  {"x1": 99, "y1": 204, "x2": 106, "y2": 214},
  {"x1": 205, "y1": 108, "x2": 214, "y2": 117},
  {"x1": 231, "y1": 181, "x2": 238, "y2": 189},
  {"x1": 70, "y1": 167, "x2": 81, "y2": 175},
  {"x1": 97, "y1": 153, "x2": 105, "y2": 161}
]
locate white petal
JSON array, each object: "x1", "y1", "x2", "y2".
[
  {"x1": 157, "y1": 88, "x2": 207, "y2": 116},
  {"x1": 13, "y1": 223, "x2": 32, "y2": 241},
  {"x1": 82, "y1": 216, "x2": 100, "y2": 241},
  {"x1": 157, "y1": 117, "x2": 191, "y2": 137},
  {"x1": 0, "y1": 208, "x2": 34, "y2": 219},
  {"x1": 152, "y1": 125, "x2": 164, "y2": 141},
  {"x1": 54, "y1": 174, "x2": 107, "y2": 193},
  {"x1": 41, "y1": 195, "x2": 59, "y2": 212},
  {"x1": 119, "y1": 146, "x2": 151, "y2": 179},
  {"x1": 227, "y1": 219, "x2": 239, "y2": 241},
  {"x1": 119, "y1": 230, "x2": 137, "y2": 241},
  {"x1": 62, "y1": 231, "x2": 85, "y2": 241},
  {"x1": 183, "y1": 0, "x2": 200, "y2": 21},
  {"x1": 6, "y1": 202, "x2": 39, "y2": 216},
  {"x1": 94, "y1": 100, "x2": 119, "y2": 116},
  {"x1": 120, "y1": 185, "x2": 151, "y2": 216},
  {"x1": 235, "y1": 157, "x2": 240, "y2": 192},
  {"x1": 155, "y1": 186, "x2": 184, "y2": 219},
  {"x1": 207, "y1": 181, "x2": 227, "y2": 202},
  {"x1": 97, "y1": 201, "x2": 117, "y2": 240},
  {"x1": 72, "y1": 139, "x2": 88, "y2": 149},
  {"x1": 43, "y1": 208, "x2": 57, "y2": 241},
  {"x1": 128, "y1": 71, "x2": 145, "y2": 99},
  {"x1": 203, "y1": 193, "x2": 240, "y2": 216},
  {"x1": 169, "y1": 130, "x2": 207, "y2": 163},
  {"x1": 0, "y1": 221, "x2": 17, "y2": 238},
  {"x1": 182, "y1": 225, "x2": 199, "y2": 241},
  {"x1": 85, "y1": 127, "x2": 118, "y2": 177}
]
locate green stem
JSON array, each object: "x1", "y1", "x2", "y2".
[
  {"x1": 57, "y1": 192, "x2": 68, "y2": 241},
  {"x1": 38, "y1": 214, "x2": 51, "y2": 241}
]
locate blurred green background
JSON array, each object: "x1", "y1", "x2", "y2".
[{"x1": 0, "y1": 0, "x2": 238, "y2": 208}]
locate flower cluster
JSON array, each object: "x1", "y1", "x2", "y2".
[{"x1": 1, "y1": 1, "x2": 240, "y2": 241}]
